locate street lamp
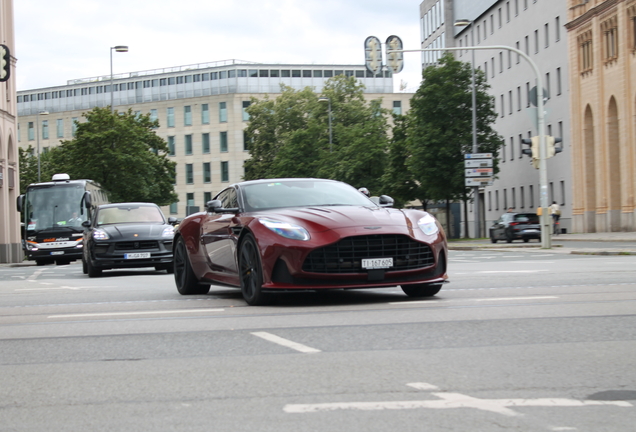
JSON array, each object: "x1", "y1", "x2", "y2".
[
  {"x1": 110, "y1": 45, "x2": 128, "y2": 113},
  {"x1": 318, "y1": 97, "x2": 333, "y2": 153},
  {"x1": 36, "y1": 110, "x2": 49, "y2": 182},
  {"x1": 454, "y1": 19, "x2": 480, "y2": 239}
]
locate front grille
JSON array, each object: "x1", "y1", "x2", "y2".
[
  {"x1": 302, "y1": 234, "x2": 434, "y2": 274},
  {"x1": 115, "y1": 241, "x2": 159, "y2": 250}
]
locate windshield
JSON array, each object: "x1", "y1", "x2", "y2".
[
  {"x1": 241, "y1": 180, "x2": 375, "y2": 212},
  {"x1": 24, "y1": 184, "x2": 87, "y2": 232},
  {"x1": 97, "y1": 205, "x2": 165, "y2": 225}
]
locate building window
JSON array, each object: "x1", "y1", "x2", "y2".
[
  {"x1": 184, "y1": 106, "x2": 192, "y2": 126},
  {"x1": 28, "y1": 122, "x2": 34, "y2": 140},
  {"x1": 202, "y1": 133, "x2": 210, "y2": 154},
  {"x1": 529, "y1": 185, "x2": 534, "y2": 209},
  {"x1": 221, "y1": 161, "x2": 229, "y2": 182},
  {"x1": 220, "y1": 131, "x2": 228, "y2": 152},
  {"x1": 186, "y1": 164, "x2": 193, "y2": 184},
  {"x1": 168, "y1": 136, "x2": 175, "y2": 156},
  {"x1": 512, "y1": 188, "x2": 516, "y2": 209},
  {"x1": 167, "y1": 107, "x2": 175, "y2": 127},
  {"x1": 560, "y1": 181, "x2": 566, "y2": 206},
  {"x1": 520, "y1": 186, "x2": 524, "y2": 208},
  {"x1": 556, "y1": 68, "x2": 562, "y2": 95},
  {"x1": 488, "y1": 191, "x2": 492, "y2": 211},
  {"x1": 243, "y1": 130, "x2": 250, "y2": 151},
  {"x1": 56, "y1": 119, "x2": 64, "y2": 138},
  {"x1": 242, "y1": 101, "x2": 251, "y2": 121},
  {"x1": 219, "y1": 102, "x2": 227, "y2": 123},
  {"x1": 150, "y1": 109, "x2": 158, "y2": 124},
  {"x1": 503, "y1": 189, "x2": 508, "y2": 209},
  {"x1": 508, "y1": 91, "x2": 513, "y2": 115},
  {"x1": 526, "y1": 82, "x2": 530, "y2": 107},
  {"x1": 579, "y1": 33, "x2": 593, "y2": 73},
  {"x1": 602, "y1": 17, "x2": 618, "y2": 62},
  {"x1": 555, "y1": 16, "x2": 561, "y2": 42},
  {"x1": 534, "y1": 29, "x2": 539, "y2": 53},
  {"x1": 170, "y1": 203, "x2": 178, "y2": 214},
  {"x1": 185, "y1": 134, "x2": 192, "y2": 155},
  {"x1": 203, "y1": 162, "x2": 211, "y2": 183},
  {"x1": 496, "y1": 190, "x2": 499, "y2": 211},
  {"x1": 500, "y1": 94, "x2": 505, "y2": 117},
  {"x1": 525, "y1": 35, "x2": 529, "y2": 55},
  {"x1": 544, "y1": 23, "x2": 549, "y2": 48},
  {"x1": 517, "y1": 86, "x2": 521, "y2": 111},
  {"x1": 510, "y1": 136, "x2": 514, "y2": 160},
  {"x1": 516, "y1": 41, "x2": 520, "y2": 63},
  {"x1": 519, "y1": 134, "x2": 524, "y2": 159},
  {"x1": 186, "y1": 193, "x2": 195, "y2": 208},
  {"x1": 201, "y1": 104, "x2": 209, "y2": 124},
  {"x1": 545, "y1": 72, "x2": 550, "y2": 99},
  {"x1": 72, "y1": 118, "x2": 78, "y2": 137},
  {"x1": 392, "y1": 101, "x2": 402, "y2": 115},
  {"x1": 204, "y1": 192, "x2": 212, "y2": 205},
  {"x1": 42, "y1": 120, "x2": 49, "y2": 139}
]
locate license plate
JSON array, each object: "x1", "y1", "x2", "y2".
[
  {"x1": 124, "y1": 252, "x2": 151, "y2": 259},
  {"x1": 50, "y1": 251, "x2": 64, "y2": 255},
  {"x1": 362, "y1": 258, "x2": 393, "y2": 269}
]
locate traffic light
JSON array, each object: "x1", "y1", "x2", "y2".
[
  {"x1": 0, "y1": 44, "x2": 10, "y2": 82},
  {"x1": 521, "y1": 136, "x2": 563, "y2": 169}
]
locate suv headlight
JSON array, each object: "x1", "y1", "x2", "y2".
[
  {"x1": 162, "y1": 226, "x2": 175, "y2": 238},
  {"x1": 93, "y1": 229, "x2": 109, "y2": 240},
  {"x1": 259, "y1": 218, "x2": 310, "y2": 241},
  {"x1": 417, "y1": 214, "x2": 439, "y2": 236}
]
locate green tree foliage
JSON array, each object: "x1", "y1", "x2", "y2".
[
  {"x1": 381, "y1": 114, "x2": 428, "y2": 209},
  {"x1": 48, "y1": 107, "x2": 177, "y2": 205},
  {"x1": 18, "y1": 146, "x2": 57, "y2": 194},
  {"x1": 244, "y1": 75, "x2": 390, "y2": 193},
  {"x1": 408, "y1": 53, "x2": 503, "y2": 203}
]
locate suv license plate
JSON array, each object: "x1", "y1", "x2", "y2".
[
  {"x1": 50, "y1": 251, "x2": 64, "y2": 255},
  {"x1": 125, "y1": 253, "x2": 151, "y2": 259},
  {"x1": 362, "y1": 258, "x2": 393, "y2": 269}
]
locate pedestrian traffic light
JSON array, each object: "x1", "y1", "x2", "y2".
[{"x1": 0, "y1": 44, "x2": 10, "y2": 82}]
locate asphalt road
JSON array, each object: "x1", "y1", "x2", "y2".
[{"x1": 1, "y1": 250, "x2": 635, "y2": 431}]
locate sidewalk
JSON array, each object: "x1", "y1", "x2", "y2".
[{"x1": 448, "y1": 231, "x2": 636, "y2": 255}]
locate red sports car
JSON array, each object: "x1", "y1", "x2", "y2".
[{"x1": 174, "y1": 178, "x2": 448, "y2": 305}]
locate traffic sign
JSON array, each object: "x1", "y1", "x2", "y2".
[
  {"x1": 465, "y1": 168, "x2": 493, "y2": 177},
  {"x1": 465, "y1": 177, "x2": 493, "y2": 187},
  {"x1": 364, "y1": 36, "x2": 383, "y2": 74},
  {"x1": 465, "y1": 153, "x2": 493, "y2": 159},
  {"x1": 385, "y1": 35, "x2": 404, "y2": 73},
  {"x1": 465, "y1": 159, "x2": 493, "y2": 168}
]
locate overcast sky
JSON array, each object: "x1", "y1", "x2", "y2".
[{"x1": 14, "y1": 0, "x2": 423, "y2": 93}]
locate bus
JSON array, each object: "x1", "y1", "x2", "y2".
[{"x1": 16, "y1": 174, "x2": 109, "y2": 265}]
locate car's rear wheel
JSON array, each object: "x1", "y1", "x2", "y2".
[
  {"x1": 239, "y1": 234, "x2": 271, "y2": 306},
  {"x1": 174, "y1": 237, "x2": 209, "y2": 295},
  {"x1": 523, "y1": 238, "x2": 529, "y2": 243},
  {"x1": 506, "y1": 230, "x2": 514, "y2": 243},
  {"x1": 86, "y1": 255, "x2": 102, "y2": 278},
  {"x1": 401, "y1": 283, "x2": 443, "y2": 298},
  {"x1": 490, "y1": 231, "x2": 497, "y2": 243}
]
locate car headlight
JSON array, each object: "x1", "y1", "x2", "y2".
[
  {"x1": 417, "y1": 214, "x2": 439, "y2": 236},
  {"x1": 259, "y1": 218, "x2": 310, "y2": 241},
  {"x1": 93, "y1": 229, "x2": 109, "y2": 240},
  {"x1": 162, "y1": 226, "x2": 175, "y2": 238}
]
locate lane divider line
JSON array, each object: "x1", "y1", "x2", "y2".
[
  {"x1": 251, "y1": 331, "x2": 321, "y2": 354},
  {"x1": 48, "y1": 308, "x2": 225, "y2": 319}
]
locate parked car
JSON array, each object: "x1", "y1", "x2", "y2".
[
  {"x1": 82, "y1": 203, "x2": 176, "y2": 277},
  {"x1": 489, "y1": 212, "x2": 541, "y2": 243},
  {"x1": 173, "y1": 178, "x2": 448, "y2": 305}
]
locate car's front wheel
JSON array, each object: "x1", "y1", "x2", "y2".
[
  {"x1": 174, "y1": 237, "x2": 209, "y2": 295},
  {"x1": 239, "y1": 234, "x2": 271, "y2": 306},
  {"x1": 86, "y1": 254, "x2": 102, "y2": 278},
  {"x1": 401, "y1": 283, "x2": 443, "y2": 298},
  {"x1": 490, "y1": 231, "x2": 497, "y2": 243}
]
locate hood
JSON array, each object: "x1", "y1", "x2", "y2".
[
  {"x1": 100, "y1": 223, "x2": 168, "y2": 239},
  {"x1": 254, "y1": 206, "x2": 424, "y2": 233}
]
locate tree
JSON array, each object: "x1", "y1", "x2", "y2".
[
  {"x1": 49, "y1": 107, "x2": 177, "y2": 205},
  {"x1": 408, "y1": 53, "x2": 503, "y2": 233},
  {"x1": 244, "y1": 75, "x2": 390, "y2": 193},
  {"x1": 381, "y1": 114, "x2": 428, "y2": 209},
  {"x1": 19, "y1": 145, "x2": 60, "y2": 193}
]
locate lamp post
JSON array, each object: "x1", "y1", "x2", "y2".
[
  {"x1": 110, "y1": 45, "x2": 128, "y2": 113},
  {"x1": 36, "y1": 110, "x2": 49, "y2": 182},
  {"x1": 318, "y1": 97, "x2": 332, "y2": 153},
  {"x1": 454, "y1": 19, "x2": 480, "y2": 239}
]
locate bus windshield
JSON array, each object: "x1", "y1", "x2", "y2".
[{"x1": 24, "y1": 184, "x2": 87, "y2": 232}]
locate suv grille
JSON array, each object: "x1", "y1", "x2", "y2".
[
  {"x1": 302, "y1": 234, "x2": 434, "y2": 274},
  {"x1": 115, "y1": 241, "x2": 159, "y2": 250}
]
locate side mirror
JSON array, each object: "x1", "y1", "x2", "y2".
[
  {"x1": 16, "y1": 195, "x2": 24, "y2": 212},
  {"x1": 168, "y1": 217, "x2": 178, "y2": 225},
  {"x1": 206, "y1": 199, "x2": 239, "y2": 214},
  {"x1": 83, "y1": 191, "x2": 92, "y2": 209},
  {"x1": 378, "y1": 195, "x2": 394, "y2": 208},
  {"x1": 81, "y1": 220, "x2": 91, "y2": 228}
]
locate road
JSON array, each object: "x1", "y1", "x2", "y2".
[{"x1": 1, "y1": 250, "x2": 635, "y2": 431}]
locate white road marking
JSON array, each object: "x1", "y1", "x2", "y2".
[
  {"x1": 478, "y1": 270, "x2": 549, "y2": 273},
  {"x1": 48, "y1": 308, "x2": 224, "y2": 318},
  {"x1": 284, "y1": 382, "x2": 632, "y2": 416},
  {"x1": 251, "y1": 331, "x2": 321, "y2": 354},
  {"x1": 16, "y1": 285, "x2": 116, "y2": 291},
  {"x1": 27, "y1": 269, "x2": 48, "y2": 281},
  {"x1": 407, "y1": 382, "x2": 440, "y2": 391},
  {"x1": 475, "y1": 296, "x2": 558, "y2": 301}
]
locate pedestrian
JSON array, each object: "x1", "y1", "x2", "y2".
[
  {"x1": 549, "y1": 201, "x2": 561, "y2": 234},
  {"x1": 507, "y1": 207, "x2": 514, "y2": 213}
]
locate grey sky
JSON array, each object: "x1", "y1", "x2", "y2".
[{"x1": 14, "y1": 0, "x2": 423, "y2": 93}]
